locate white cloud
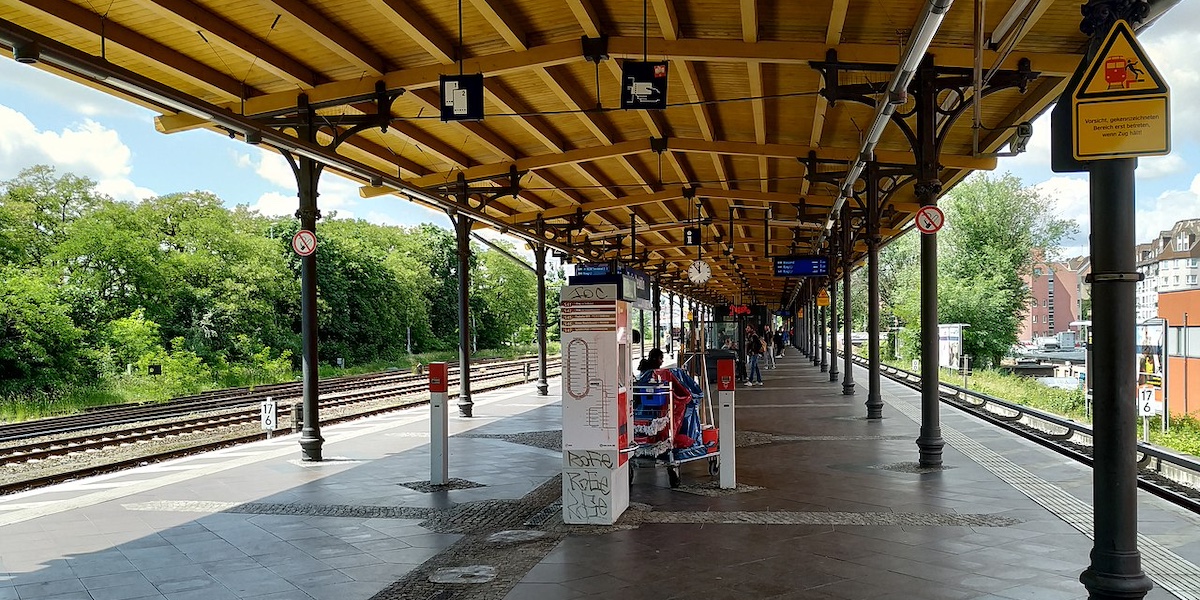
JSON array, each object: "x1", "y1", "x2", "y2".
[
  {"x1": 1034, "y1": 175, "x2": 1090, "y2": 230},
  {"x1": 0, "y1": 60, "x2": 150, "y2": 122},
  {"x1": 1137, "y1": 154, "x2": 1188, "y2": 179},
  {"x1": 250, "y1": 191, "x2": 296, "y2": 217},
  {"x1": 0, "y1": 103, "x2": 154, "y2": 202},
  {"x1": 1137, "y1": 176, "x2": 1200, "y2": 241},
  {"x1": 241, "y1": 148, "x2": 358, "y2": 220},
  {"x1": 1142, "y1": 3, "x2": 1200, "y2": 142}
]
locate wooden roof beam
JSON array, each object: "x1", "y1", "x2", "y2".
[
  {"x1": 484, "y1": 80, "x2": 568, "y2": 153},
  {"x1": 666, "y1": 138, "x2": 998, "y2": 170},
  {"x1": 407, "y1": 89, "x2": 517, "y2": 161},
  {"x1": 366, "y1": 0, "x2": 455, "y2": 64},
  {"x1": 406, "y1": 137, "x2": 983, "y2": 190},
  {"x1": 408, "y1": 139, "x2": 650, "y2": 188},
  {"x1": 134, "y1": 0, "x2": 319, "y2": 88},
  {"x1": 17, "y1": 0, "x2": 247, "y2": 100},
  {"x1": 509, "y1": 188, "x2": 838, "y2": 224},
  {"x1": 235, "y1": 36, "x2": 582, "y2": 116},
  {"x1": 468, "y1": 0, "x2": 528, "y2": 51},
  {"x1": 605, "y1": 38, "x2": 1079, "y2": 76},
  {"x1": 253, "y1": 0, "x2": 386, "y2": 77},
  {"x1": 805, "y1": 0, "x2": 850, "y2": 195},
  {"x1": 233, "y1": 37, "x2": 1079, "y2": 117},
  {"x1": 740, "y1": 0, "x2": 768, "y2": 194}
]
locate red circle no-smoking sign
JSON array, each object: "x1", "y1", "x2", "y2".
[
  {"x1": 915, "y1": 206, "x2": 945, "y2": 235},
  {"x1": 292, "y1": 230, "x2": 317, "y2": 256}
]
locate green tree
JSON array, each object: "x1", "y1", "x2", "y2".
[
  {"x1": 473, "y1": 241, "x2": 537, "y2": 348},
  {"x1": 0, "y1": 166, "x2": 103, "y2": 266},
  {"x1": 888, "y1": 172, "x2": 1077, "y2": 367},
  {"x1": 0, "y1": 267, "x2": 89, "y2": 391}
]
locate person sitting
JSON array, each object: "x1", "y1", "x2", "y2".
[{"x1": 637, "y1": 348, "x2": 664, "y2": 375}]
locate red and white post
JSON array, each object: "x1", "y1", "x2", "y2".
[
  {"x1": 717, "y1": 358, "x2": 737, "y2": 489},
  {"x1": 429, "y1": 362, "x2": 449, "y2": 485}
]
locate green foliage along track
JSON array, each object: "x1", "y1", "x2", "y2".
[{"x1": 0, "y1": 166, "x2": 565, "y2": 420}]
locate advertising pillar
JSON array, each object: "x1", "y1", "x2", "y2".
[
  {"x1": 717, "y1": 359, "x2": 737, "y2": 489},
  {"x1": 561, "y1": 283, "x2": 633, "y2": 525},
  {"x1": 429, "y1": 362, "x2": 449, "y2": 485}
]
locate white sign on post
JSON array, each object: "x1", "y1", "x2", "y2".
[
  {"x1": 260, "y1": 398, "x2": 277, "y2": 436},
  {"x1": 1138, "y1": 386, "x2": 1155, "y2": 417}
]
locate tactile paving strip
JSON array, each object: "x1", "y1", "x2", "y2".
[
  {"x1": 641, "y1": 510, "x2": 1020, "y2": 527},
  {"x1": 889, "y1": 396, "x2": 1200, "y2": 599}
]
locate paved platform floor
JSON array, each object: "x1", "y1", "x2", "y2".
[{"x1": 3, "y1": 353, "x2": 1200, "y2": 599}]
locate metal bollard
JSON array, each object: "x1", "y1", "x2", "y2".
[
  {"x1": 524, "y1": 362, "x2": 531, "y2": 381},
  {"x1": 292, "y1": 403, "x2": 302, "y2": 433}
]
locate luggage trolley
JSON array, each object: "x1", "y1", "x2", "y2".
[{"x1": 630, "y1": 368, "x2": 719, "y2": 488}]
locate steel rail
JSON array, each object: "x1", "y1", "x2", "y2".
[
  {"x1": 0, "y1": 355, "x2": 558, "y2": 442},
  {"x1": 0, "y1": 360, "x2": 563, "y2": 493},
  {"x1": 853, "y1": 355, "x2": 1200, "y2": 513}
]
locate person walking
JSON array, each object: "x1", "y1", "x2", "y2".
[
  {"x1": 747, "y1": 333, "x2": 764, "y2": 386},
  {"x1": 764, "y1": 327, "x2": 777, "y2": 369}
]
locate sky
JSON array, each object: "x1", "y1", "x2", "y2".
[{"x1": 2, "y1": 4, "x2": 1200, "y2": 262}]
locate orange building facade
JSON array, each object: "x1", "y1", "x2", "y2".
[{"x1": 1158, "y1": 289, "x2": 1200, "y2": 417}]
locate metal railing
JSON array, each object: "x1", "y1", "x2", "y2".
[{"x1": 852, "y1": 355, "x2": 1200, "y2": 510}]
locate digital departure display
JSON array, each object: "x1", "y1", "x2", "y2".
[{"x1": 773, "y1": 256, "x2": 829, "y2": 277}]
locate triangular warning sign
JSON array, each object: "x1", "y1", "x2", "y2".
[{"x1": 1074, "y1": 20, "x2": 1168, "y2": 100}]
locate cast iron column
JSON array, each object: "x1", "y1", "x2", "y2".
[
  {"x1": 914, "y1": 56, "x2": 944, "y2": 467},
  {"x1": 820, "y1": 291, "x2": 830, "y2": 373},
  {"x1": 452, "y1": 212, "x2": 474, "y2": 417},
  {"x1": 534, "y1": 244, "x2": 549, "y2": 396},
  {"x1": 667, "y1": 291, "x2": 674, "y2": 357},
  {"x1": 295, "y1": 97, "x2": 323, "y2": 462},
  {"x1": 816, "y1": 297, "x2": 825, "y2": 367},
  {"x1": 1078, "y1": 3, "x2": 1153, "y2": 598},
  {"x1": 841, "y1": 204, "x2": 856, "y2": 395},
  {"x1": 639, "y1": 310, "x2": 646, "y2": 359},
  {"x1": 829, "y1": 250, "x2": 840, "y2": 382},
  {"x1": 866, "y1": 163, "x2": 884, "y2": 419},
  {"x1": 812, "y1": 296, "x2": 819, "y2": 364},
  {"x1": 653, "y1": 281, "x2": 662, "y2": 351}
]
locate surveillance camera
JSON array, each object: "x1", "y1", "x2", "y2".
[{"x1": 1012, "y1": 121, "x2": 1033, "y2": 154}]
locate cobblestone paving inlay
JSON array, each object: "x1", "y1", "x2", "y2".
[
  {"x1": 458, "y1": 430, "x2": 562, "y2": 451},
  {"x1": 369, "y1": 476, "x2": 565, "y2": 600},
  {"x1": 400, "y1": 478, "x2": 486, "y2": 493},
  {"x1": 641, "y1": 510, "x2": 1020, "y2": 527},
  {"x1": 877, "y1": 461, "x2": 955, "y2": 474},
  {"x1": 672, "y1": 481, "x2": 765, "y2": 496}
]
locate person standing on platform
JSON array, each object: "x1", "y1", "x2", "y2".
[
  {"x1": 764, "y1": 327, "x2": 777, "y2": 369},
  {"x1": 747, "y1": 333, "x2": 765, "y2": 386},
  {"x1": 773, "y1": 329, "x2": 784, "y2": 359}
]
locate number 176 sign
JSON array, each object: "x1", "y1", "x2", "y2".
[{"x1": 1138, "y1": 385, "x2": 1162, "y2": 417}]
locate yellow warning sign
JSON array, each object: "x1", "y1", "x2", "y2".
[
  {"x1": 816, "y1": 289, "x2": 830, "y2": 307},
  {"x1": 1071, "y1": 20, "x2": 1169, "y2": 161},
  {"x1": 1075, "y1": 97, "x2": 1169, "y2": 159}
]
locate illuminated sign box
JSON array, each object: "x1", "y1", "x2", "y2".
[{"x1": 773, "y1": 256, "x2": 829, "y2": 277}]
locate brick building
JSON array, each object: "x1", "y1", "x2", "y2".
[{"x1": 1019, "y1": 255, "x2": 1090, "y2": 344}]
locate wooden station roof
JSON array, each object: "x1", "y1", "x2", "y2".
[{"x1": 0, "y1": 0, "x2": 1140, "y2": 304}]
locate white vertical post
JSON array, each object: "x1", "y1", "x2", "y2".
[
  {"x1": 717, "y1": 358, "x2": 737, "y2": 489},
  {"x1": 429, "y1": 362, "x2": 449, "y2": 485}
]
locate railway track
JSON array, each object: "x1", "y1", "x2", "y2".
[
  {"x1": 853, "y1": 355, "x2": 1200, "y2": 513},
  {"x1": 0, "y1": 356, "x2": 563, "y2": 493},
  {"x1": 0, "y1": 355, "x2": 547, "y2": 443}
]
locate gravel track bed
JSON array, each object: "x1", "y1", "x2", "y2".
[{"x1": 0, "y1": 371, "x2": 557, "y2": 490}]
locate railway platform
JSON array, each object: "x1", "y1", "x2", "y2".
[{"x1": 2, "y1": 354, "x2": 1200, "y2": 600}]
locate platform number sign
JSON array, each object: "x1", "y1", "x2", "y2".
[
  {"x1": 261, "y1": 398, "x2": 277, "y2": 431},
  {"x1": 1138, "y1": 385, "x2": 1156, "y2": 417}
]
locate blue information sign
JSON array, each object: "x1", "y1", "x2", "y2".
[
  {"x1": 773, "y1": 256, "x2": 829, "y2": 277},
  {"x1": 575, "y1": 263, "x2": 611, "y2": 277}
]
